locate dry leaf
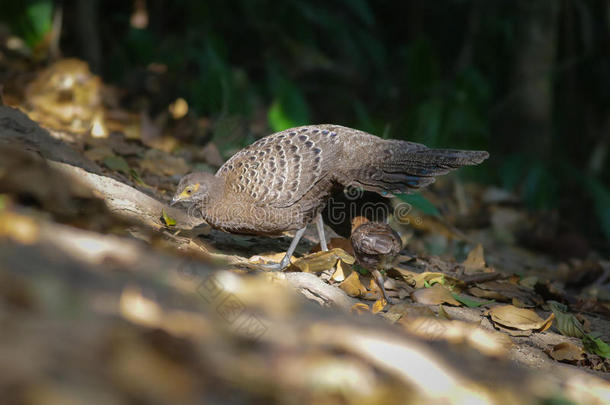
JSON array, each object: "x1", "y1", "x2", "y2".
[
  {"x1": 547, "y1": 342, "x2": 584, "y2": 363},
  {"x1": 468, "y1": 280, "x2": 542, "y2": 307},
  {"x1": 411, "y1": 284, "x2": 461, "y2": 306},
  {"x1": 438, "y1": 305, "x2": 451, "y2": 320},
  {"x1": 332, "y1": 260, "x2": 352, "y2": 282},
  {"x1": 84, "y1": 145, "x2": 113, "y2": 161},
  {"x1": 387, "y1": 303, "x2": 436, "y2": 321},
  {"x1": 350, "y1": 302, "x2": 369, "y2": 315},
  {"x1": 486, "y1": 305, "x2": 554, "y2": 332},
  {"x1": 372, "y1": 298, "x2": 387, "y2": 314},
  {"x1": 463, "y1": 244, "x2": 488, "y2": 274},
  {"x1": 339, "y1": 271, "x2": 367, "y2": 297},
  {"x1": 292, "y1": 248, "x2": 354, "y2": 273},
  {"x1": 400, "y1": 271, "x2": 461, "y2": 289}
]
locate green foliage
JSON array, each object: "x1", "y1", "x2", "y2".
[
  {"x1": 583, "y1": 333, "x2": 610, "y2": 359},
  {"x1": 396, "y1": 193, "x2": 441, "y2": 218},
  {"x1": 451, "y1": 293, "x2": 494, "y2": 308},
  {"x1": 268, "y1": 78, "x2": 309, "y2": 132},
  {"x1": 585, "y1": 178, "x2": 610, "y2": 241},
  {"x1": 0, "y1": 0, "x2": 53, "y2": 49}
]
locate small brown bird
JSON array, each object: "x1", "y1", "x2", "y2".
[
  {"x1": 350, "y1": 217, "x2": 401, "y2": 302},
  {"x1": 172, "y1": 124, "x2": 488, "y2": 269}
]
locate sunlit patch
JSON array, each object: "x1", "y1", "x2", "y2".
[
  {"x1": 120, "y1": 286, "x2": 161, "y2": 327},
  {"x1": 90, "y1": 112, "x2": 108, "y2": 138},
  {"x1": 169, "y1": 97, "x2": 189, "y2": 119},
  {"x1": 0, "y1": 211, "x2": 39, "y2": 244}
]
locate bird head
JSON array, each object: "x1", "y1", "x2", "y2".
[{"x1": 171, "y1": 172, "x2": 220, "y2": 206}]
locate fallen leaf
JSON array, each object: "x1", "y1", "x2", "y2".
[
  {"x1": 547, "y1": 342, "x2": 584, "y2": 363},
  {"x1": 332, "y1": 260, "x2": 352, "y2": 282},
  {"x1": 161, "y1": 210, "x2": 176, "y2": 227},
  {"x1": 511, "y1": 297, "x2": 528, "y2": 308},
  {"x1": 339, "y1": 271, "x2": 367, "y2": 297},
  {"x1": 495, "y1": 324, "x2": 533, "y2": 337},
  {"x1": 438, "y1": 305, "x2": 451, "y2": 320},
  {"x1": 103, "y1": 155, "x2": 130, "y2": 174},
  {"x1": 411, "y1": 284, "x2": 461, "y2": 306},
  {"x1": 387, "y1": 303, "x2": 436, "y2": 321},
  {"x1": 583, "y1": 334, "x2": 610, "y2": 359},
  {"x1": 292, "y1": 248, "x2": 354, "y2": 273},
  {"x1": 463, "y1": 244, "x2": 487, "y2": 274},
  {"x1": 548, "y1": 301, "x2": 585, "y2": 338},
  {"x1": 350, "y1": 302, "x2": 369, "y2": 315},
  {"x1": 486, "y1": 305, "x2": 554, "y2": 332},
  {"x1": 468, "y1": 280, "x2": 542, "y2": 307},
  {"x1": 451, "y1": 293, "x2": 493, "y2": 308},
  {"x1": 372, "y1": 298, "x2": 387, "y2": 314},
  {"x1": 401, "y1": 271, "x2": 461, "y2": 289},
  {"x1": 518, "y1": 276, "x2": 538, "y2": 290},
  {"x1": 84, "y1": 145, "x2": 113, "y2": 161}
]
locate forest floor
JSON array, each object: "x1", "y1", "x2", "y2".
[{"x1": 0, "y1": 59, "x2": 609, "y2": 405}]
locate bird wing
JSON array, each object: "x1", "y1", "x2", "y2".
[{"x1": 216, "y1": 125, "x2": 341, "y2": 207}]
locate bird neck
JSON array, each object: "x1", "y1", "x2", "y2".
[{"x1": 204, "y1": 176, "x2": 226, "y2": 207}]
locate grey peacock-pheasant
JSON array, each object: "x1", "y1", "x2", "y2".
[{"x1": 172, "y1": 124, "x2": 489, "y2": 269}]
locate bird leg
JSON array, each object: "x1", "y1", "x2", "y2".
[
  {"x1": 260, "y1": 226, "x2": 307, "y2": 271},
  {"x1": 316, "y1": 213, "x2": 328, "y2": 251},
  {"x1": 371, "y1": 269, "x2": 391, "y2": 303}
]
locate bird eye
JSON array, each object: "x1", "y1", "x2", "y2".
[{"x1": 186, "y1": 188, "x2": 192, "y2": 194}]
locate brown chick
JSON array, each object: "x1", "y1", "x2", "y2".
[{"x1": 350, "y1": 217, "x2": 402, "y2": 302}]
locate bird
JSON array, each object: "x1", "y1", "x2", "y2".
[
  {"x1": 171, "y1": 124, "x2": 489, "y2": 270},
  {"x1": 350, "y1": 217, "x2": 402, "y2": 302}
]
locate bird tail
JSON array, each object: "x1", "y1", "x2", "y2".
[{"x1": 339, "y1": 139, "x2": 489, "y2": 196}]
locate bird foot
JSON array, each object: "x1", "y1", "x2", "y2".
[
  {"x1": 258, "y1": 261, "x2": 284, "y2": 271},
  {"x1": 257, "y1": 255, "x2": 292, "y2": 272}
]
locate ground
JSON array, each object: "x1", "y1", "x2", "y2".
[{"x1": 1, "y1": 99, "x2": 609, "y2": 404}]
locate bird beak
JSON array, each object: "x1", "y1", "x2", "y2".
[{"x1": 170, "y1": 196, "x2": 180, "y2": 206}]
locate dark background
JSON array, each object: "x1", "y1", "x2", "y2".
[{"x1": 1, "y1": 0, "x2": 609, "y2": 251}]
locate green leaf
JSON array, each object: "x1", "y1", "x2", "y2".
[
  {"x1": 130, "y1": 169, "x2": 145, "y2": 186},
  {"x1": 451, "y1": 293, "x2": 494, "y2": 308},
  {"x1": 103, "y1": 155, "x2": 130, "y2": 175},
  {"x1": 24, "y1": 1, "x2": 53, "y2": 48},
  {"x1": 353, "y1": 264, "x2": 369, "y2": 276},
  {"x1": 395, "y1": 193, "x2": 441, "y2": 217},
  {"x1": 161, "y1": 209, "x2": 176, "y2": 227},
  {"x1": 268, "y1": 79, "x2": 309, "y2": 132},
  {"x1": 583, "y1": 334, "x2": 610, "y2": 359},
  {"x1": 548, "y1": 301, "x2": 585, "y2": 338}
]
